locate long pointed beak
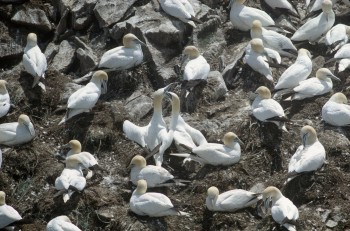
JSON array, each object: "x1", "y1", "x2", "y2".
[
  {"x1": 164, "y1": 82, "x2": 175, "y2": 92},
  {"x1": 61, "y1": 143, "x2": 70, "y2": 149},
  {"x1": 236, "y1": 137, "x2": 244, "y2": 146},
  {"x1": 25, "y1": 123, "x2": 35, "y2": 136},
  {"x1": 329, "y1": 74, "x2": 340, "y2": 81},
  {"x1": 101, "y1": 80, "x2": 108, "y2": 94},
  {"x1": 136, "y1": 39, "x2": 146, "y2": 46},
  {"x1": 180, "y1": 54, "x2": 188, "y2": 67}
]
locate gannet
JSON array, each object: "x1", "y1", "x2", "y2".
[
  {"x1": 128, "y1": 155, "x2": 175, "y2": 188},
  {"x1": 287, "y1": 126, "x2": 325, "y2": 182},
  {"x1": 229, "y1": 0, "x2": 275, "y2": 31},
  {"x1": 22, "y1": 33, "x2": 47, "y2": 90},
  {"x1": 285, "y1": 68, "x2": 340, "y2": 100},
  {"x1": 206, "y1": 186, "x2": 260, "y2": 212},
  {"x1": 309, "y1": 0, "x2": 337, "y2": 12},
  {"x1": 0, "y1": 191, "x2": 22, "y2": 230},
  {"x1": 64, "y1": 140, "x2": 82, "y2": 158},
  {"x1": 99, "y1": 34, "x2": 145, "y2": 70},
  {"x1": 47, "y1": 215, "x2": 82, "y2": 231},
  {"x1": 291, "y1": 0, "x2": 335, "y2": 43},
  {"x1": 338, "y1": 58, "x2": 350, "y2": 72},
  {"x1": 244, "y1": 38, "x2": 281, "y2": 82},
  {"x1": 182, "y1": 46, "x2": 210, "y2": 81},
  {"x1": 0, "y1": 80, "x2": 10, "y2": 119},
  {"x1": 166, "y1": 91, "x2": 207, "y2": 151},
  {"x1": 333, "y1": 43, "x2": 350, "y2": 60},
  {"x1": 250, "y1": 20, "x2": 297, "y2": 57},
  {"x1": 55, "y1": 155, "x2": 87, "y2": 203},
  {"x1": 0, "y1": 114, "x2": 35, "y2": 146},
  {"x1": 306, "y1": 0, "x2": 311, "y2": 6},
  {"x1": 123, "y1": 85, "x2": 174, "y2": 166},
  {"x1": 262, "y1": 0, "x2": 298, "y2": 17},
  {"x1": 130, "y1": 180, "x2": 189, "y2": 217},
  {"x1": 59, "y1": 71, "x2": 108, "y2": 125},
  {"x1": 0, "y1": 149, "x2": 2, "y2": 169},
  {"x1": 159, "y1": 0, "x2": 201, "y2": 28},
  {"x1": 171, "y1": 132, "x2": 243, "y2": 166},
  {"x1": 325, "y1": 24, "x2": 350, "y2": 52},
  {"x1": 262, "y1": 186, "x2": 299, "y2": 231},
  {"x1": 274, "y1": 49, "x2": 312, "y2": 92},
  {"x1": 252, "y1": 86, "x2": 288, "y2": 131},
  {"x1": 322, "y1": 93, "x2": 350, "y2": 126}
]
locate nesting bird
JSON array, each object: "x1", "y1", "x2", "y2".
[
  {"x1": 182, "y1": 46, "x2": 210, "y2": 82},
  {"x1": 322, "y1": 93, "x2": 350, "y2": 126},
  {"x1": 229, "y1": 0, "x2": 275, "y2": 31},
  {"x1": 128, "y1": 155, "x2": 174, "y2": 188},
  {"x1": 158, "y1": 0, "x2": 201, "y2": 28},
  {"x1": 284, "y1": 68, "x2": 340, "y2": 101},
  {"x1": 331, "y1": 43, "x2": 350, "y2": 61},
  {"x1": 0, "y1": 114, "x2": 35, "y2": 146},
  {"x1": 47, "y1": 215, "x2": 82, "y2": 231},
  {"x1": 171, "y1": 132, "x2": 243, "y2": 166},
  {"x1": 291, "y1": 0, "x2": 335, "y2": 43},
  {"x1": 252, "y1": 86, "x2": 288, "y2": 131},
  {"x1": 325, "y1": 24, "x2": 350, "y2": 52},
  {"x1": 250, "y1": 20, "x2": 297, "y2": 57},
  {"x1": 261, "y1": 0, "x2": 298, "y2": 16},
  {"x1": 99, "y1": 33, "x2": 144, "y2": 70},
  {"x1": 338, "y1": 58, "x2": 350, "y2": 72},
  {"x1": 123, "y1": 85, "x2": 174, "y2": 166},
  {"x1": 262, "y1": 186, "x2": 299, "y2": 231},
  {"x1": 206, "y1": 186, "x2": 261, "y2": 212},
  {"x1": 0, "y1": 80, "x2": 10, "y2": 119},
  {"x1": 22, "y1": 33, "x2": 47, "y2": 90},
  {"x1": 287, "y1": 126, "x2": 326, "y2": 182},
  {"x1": 130, "y1": 180, "x2": 189, "y2": 217},
  {"x1": 308, "y1": 0, "x2": 337, "y2": 12},
  {"x1": 0, "y1": 191, "x2": 23, "y2": 230},
  {"x1": 59, "y1": 71, "x2": 108, "y2": 125}
]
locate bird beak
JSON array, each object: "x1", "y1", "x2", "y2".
[
  {"x1": 101, "y1": 80, "x2": 108, "y2": 94},
  {"x1": 136, "y1": 39, "x2": 146, "y2": 46},
  {"x1": 180, "y1": 54, "x2": 188, "y2": 67},
  {"x1": 24, "y1": 122, "x2": 35, "y2": 136},
  {"x1": 302, "y1": 133, "x2": 307, "y2": 148},
  {"x1": 210, "y1": 198, "x2": 215, "y2": 208},
  {"x1": 236, "y1": 137, "x2": 244, "y2": 146},
  {"x1": 164, "y1": 82, "x2": 175, "y2": 93},
  {"x1": 329, "y1": 74, "x2": 340, "y2": 81},
  {"x1": 61, "y1": 142, "x2": 71, "y2": 149}
]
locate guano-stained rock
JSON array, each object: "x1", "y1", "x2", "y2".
[{"x1": 11, "y1": 8, "x2": 52, "y2": 31}]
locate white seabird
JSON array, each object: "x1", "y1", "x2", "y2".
[
  {"x1": 0, "y1": 148, "x2": 2, "y2": 169},
  {"x1": 308, "y1": 0, "x2": 337, "y2": 12},
  {"x1": 244, "y1": 38, "x2": 281, "y2": 82},
  {"x1": 128, "y1": 155, "x2": 174, "y2": 188},
  {"x1": 182, "y1": 46, "x2": 210, "y2": 81},
  {"x1": 229, "y1": 0, "x2": 275, "y2": 31},
  {"x1": 99, "y1": 33, "x2": 145, "y2": 70},
  {"x1": 252, "y1": 86, "x2": 288, "y2": 131},
  {"x1": 262, "y1": 0, "x2": 298, "y2": 16},
  {"x1": 338, "y1": 58, "x2": 350, "y2": 72},
  {"x1": 325, "y1": 24, "x2": 350, "y2": 52},
  {"x1": 59, "y1": 71, "x2": 108, "y2": 125},
  {"x1": 55, "y1": 155, "x2": 87, "y2": 203},
  {"x1": 166, "y1": 91, "x2": 207, "y2": 151},
  {"x1": 274, "y1": 48, "x2": 312, "y2": 93},
  {"x1": 285, "y1": 68, "x2": 340, "y2": 100},
  {"x1": 262, "y1": 186, "x2": 299, "y2": 231},
  {"x1": 159, "y1": 0, "x2": 201, "y2": 28},
  {"x1": 322, "y1": 92, "x2": 350, "y2": 126},
  {"x1": 0, "y1": 191, "x2": 22, "y2": 230},
  {"x1": 47, "y1": 215, "x2": 82, "y2": 231},
  {"x1": 292, "y1": 0, "x2": 335, "y2": 43},
  {"x1": 0, "y1": 80, "x2": 10, "y2": 119},
  {"x1": 287, "y1": 126, "x2": 325, "y2": 182},
  {"x1": 171, "y1": 132, "x2": 243, "y2": 166},
  {"x1": 0, "y1": 114, "x2": 35, "y2": 146},
  {"x1": 333, "y1": 43, "x2": 350, "y2": 60},
  {"x1": 123, "y1": 85, "x2": 173, "y2": 166},
  {"x1": 206, "y1": 186, "x2": 261, "y2": 212},
  {"x1": 64, "y1": 139, "x2": 82, "y2": 158},
  {"x1": 250, "y1": 20, "x2": 297, "y2": 57},
  {"x1": 130, "y1": 179, "x2": 189, "y2": 217},
  {"x1": 22, "y1": 33, "x2": 47, "y2": 91}
]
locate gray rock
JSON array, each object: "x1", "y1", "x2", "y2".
[
  {"x1": 71, "y1": 0, "x2": 96, "y2": 30},
  {"x1": 326, "y1": 220, "x2": 338, "y2": 228},
  {"x1": 60, "y1": 82, "x2": 82, "y2": 103},
  {"x1": 76, "y1": 48, "x2": 98, "y2": 75},
  {"x1": 124, "y1": 91, "x2": 153, "y2": 120},
  {"x1": 54, "y1": 8, "x2": 69, "y2": 41},
  {"x1": 11, "y1": 8, "x2": 52, "y2": 31},
  {"x1": 44, "y1": 42, "x2": 59, "y2": 64},
  {"x1": 205, "y1": 71, "x2": 228, "y2": 102},
  {"x1": 96, "y1": 207, "x2": 116, "y2": 221},
  {"x1": 51, "y1": 40, "x2": 76, "y2": 73},
  {"x1": 93, "y1": 0, "x2": 137, "y2": 28}
]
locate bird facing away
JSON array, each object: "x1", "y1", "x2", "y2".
[
  {"x1": 206, "y1": 186, "x2": 261, "y2": 212},
  {"x1": 130, "y1": 179, "x2": 189, "y2": 217},
  {"x1": 171, "y1": 132, "x2": 243, "y2": 166},
  {"x1": 322, "y1": 92, "x2": 350, "y2": 126},
  {"x1": 182, "y1": 46, "x2": 210, "y2": 81},
  {"x1": 59, "y1": 71, "x2": 108, "y2": 125},
  {"x1": 22, "y1": 32, "x2": 47, "y2": 90},
  {"x1": 252, "y1": 86, "x2": 288, "y2": 131},
  {"x1": 99, "y1": 33, "x2": 145, "y2": 70},
  {"x1": 0, "y1": 80, "x2": 10, "y2": 119},
  {"x1": 325, "y1": 24, "x2": 350, "y2": 52},
  {"x1": 262, "y1": 186, "x2": 299, "y2": 231},
  {"x1": 0, "y1": 114, "x2": 35, "y2": 146},
  {"x1": 0, "y1": 191, "x2": 22, "y2": 230},
  {"x1": 128, "y1": 155, "x2": 174, "y2": 188},
  {"x1": 291, "y1": 0, "x2": 335, "y2": 43},
  {"x1": 229, "y1": 0, "x2": 275, "y2": 31},
  {"x1": 262, "y1": 0, "x2": 298, "y2": 16},
  {"x1": 46, "y1": 215, "x2": 82, "y2": 231},
  {"x1": 123, "y1": 84, "x2": 174, "y2": 166},
  {"x1": 287, "y1": 126, "x2": 326, "y2": 182}
]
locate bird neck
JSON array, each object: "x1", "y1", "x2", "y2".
[
  {"x1": 153, "y1": 95, "x2": 163, "y2": 114},
  {"x1": 0, "y1": 86, "x2": 7, "y2": 94},
  {"x1": 171, "y1": 97, "x2": 180, "y2": 116},
  {"x1": 0, "y1": 198, "x2": 4, "y2": 205},
  {"x1": 251, "y1": 28, "x2": 262, "y2": 38}
]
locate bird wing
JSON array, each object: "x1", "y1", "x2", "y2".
[
  {"x1": 35, "y1": 50, "x2": 47, "y2": 78},
  {"x1": 293, "y1": 143, "x2": 325, "y2": 173},
  {"x1": 123, "y1": 120, "x2": 147, "y2": 147},
  {"x1": 184, "y1": 122, "x2": 207, "y2": 145},
  {"x1": 324, "y1": 103, "x2": 350, "y2": 125},
  {"x1": 183, "y1": 59, "x2": 210, "y2": 81},
  {"x1": 334, "y1": 44, "x2": 350, "y2": 59},
  {"x1": 99, "y1": 47, "x2": 137, "y2": 69},
  {"x1": 291, "y1": 13, "x2": 327, "y2": 41},
  {"x1": 264, "y1": 48, "x2": 281, "y2": 64},
  {"x1": 57, "y1": 221, "x2": 82, "y2": 231},
  {"x1": 253, "y1": 99, "x2": 284, "y2": 121},
  {"x1": 263, "y1": 29, "x2": 296, "y2": 52},
  {"x1": 135, "y1": 193, "x2": 174, "y2": 215},
  {"x1": 220, "y1": 190, "x2": 257, "y2": 210},
  {"x1": 288, "y1": 145, "x2": 304, "y2": 173},
  {"x1": 67, "y1": 85, "x2": 99, "y2": 109},
  {"x1": 178, "y1": 0, "x2": 195, "y2": 16},
  {"x1": 293, "y1": 78, "x2": 326, "y2": 96},
  {"x1": 140, "y1": 166, "x2": 173, "y2": 186},
  {"x1": 22, "y1": 53, "x2": 38, "y2": 77},
  {"x1": 0, "y1": 205, "x2": 22, "y2": 228},
  {"x1": 161, "y1": 0, "x2": 192, "y2": 19},
  {"x1": 0, "y1": 123, "x2": 18, "y2": 144},
  {"x1": 275, "y1": 62, "x2": 311, "y2": 89},
  {"x1": 239, "y1": 7, "x2": 274, "y2": 27}
]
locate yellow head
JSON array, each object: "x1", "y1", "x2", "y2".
[
  {"x1": 136, "y1": 179, "x2": 147, "y2": 194},
  {"x1": 300, "y1": 125, "x2": 317, "y2": 146},
  {"x1": 128, "y1": 155, "x2": 147, "y2": 169},
  {"x1": 329, "y1": 92, "x2": 347, "y2": 104},
  {"x1": 262, "y1": 186, "x2": 282, "y2": 206},
  {"x1": 316, "y1": 68, "x2": 339, "y2": 81},
  {"x1": 92, "y1": 71, "x2": 108, "y2": 81},
  {"x1": 69, "y1": 140, "x2": 82, "y2": 154},
  {"x1": 183, "y1": 46, "x2": 200, "y2": 59},
  {"x1": 123, "y1": 33, "x2": 145, "y2": 48},
  {"x1": 321, "y1": 0, "x2": 333, "y2": 13},
  {"x1": 0, "y1": 191, "x2": 5, "y2": 205},
  {"x1": 250, "y1": 38, "x2": 264, "y2": 53},
  {"x1": 298, "y1": 48, "x2": 312, "y2": 58},
  {"x1": 255, "y1": 86, "x2": 271, "y2": 99},
  {"x1": 27, "y1": 33, "x2": 37, "y2": 46},
  {"x1": 223, "y1": 132, "x2": 243, "y2": 146}
]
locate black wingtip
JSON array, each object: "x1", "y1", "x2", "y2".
[{"x1": 190, "y1": 15, "x2": 202, "y2": 24}]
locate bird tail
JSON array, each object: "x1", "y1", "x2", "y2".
[
  {"x1": 58, "y1": 108, "x2": 88, "y2": 125},
  {"x1": 190, "y1": 15, "x2": 202, "y2": 24},
  {"x1": 178, "y1": 211, "x2": 191, "y2": 217},
  {"x1": 170, "y1": 153, "x2": 191, "y2": 158},
  {"x1": 187, "y1": 21, "x2": 196, "y2": 28}
]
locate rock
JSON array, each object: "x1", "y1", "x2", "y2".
[
  {"x1": 93, "y1": 0, "x2": 137, "y2": 28},
  {"x1": 44, "y1": 42, "x2": 59, "y2": 64},
  {"x1": 96, "y1": 207, "x2": 116, "y2": 221},
  {"x1": 60, "y1": 82, "x2": 82, "y2": 103},
  {"x1": 71, "y1": 0, "x2": 96, "y2": 30},
  {"x1": 124, "y1": 91, "x2": 153, "y2": 120},
  {"x1": 51, "y1": 40, "x2": 76, "y2": 73},
  {"x1": 0, "y1": 4, "x2": 12, "y2": 19},
  {"x1": 11, "y1": 8, "x2": 52, "y2": 31},
  {"x1": 54, "y1": 8, "x2": 69, "y2": 41},
  {"x1": 205, "y1": 71, "x2": 228, "y2": 101},
  {"x1": 326, "y1": 219, "x2": 338, "y2": 228},
  {"x1": 0, "y1": 22, "x2": 22, "y2": 60},
  {"x1": 76, "y1": 48, "x2": 98, "y2": 75}
]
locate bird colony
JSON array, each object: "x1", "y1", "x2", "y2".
[{"x1": 0, "y1": 0, "x2": 350, "y2": 230}]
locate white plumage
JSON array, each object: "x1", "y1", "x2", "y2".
[
  {"x1": 262, "y1": 0, "x2": 298, "y2": 15},
  {"x1": 159, "y1": 0, "x2": 199, "y2": 27},
  {"x1": 0, "y1": 80, "x2": 10, "y2": 119},
  {"x1": 333, "y1": 43, "x2": 350, "y2": 59},
  {"x1": 325, "y1": 24, "x2": 350, "y2": 51},
  {"x1": 322, "y1": 92, "x2": 350, "y2": 126},
  {"x1": 182, "y1": 46, "x2": 210, "y2": 81},
  {"x1": 0, "y1": 191, "x2": 22, "y2": 230},
  {"x1": 309, "y1": 0, "x2": 337, "y2": 12},
  {"x1": 47, "y1": 215, "x2": 81, "y2": 231},
  {"x1": 0, "y1": 114, "x2": 35, "y2": 146},
  {"x1": 338, "y1": 58, "x2": 350, "y2": 72}
]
